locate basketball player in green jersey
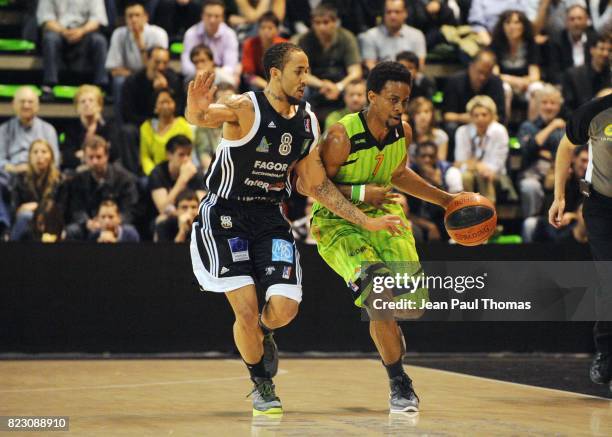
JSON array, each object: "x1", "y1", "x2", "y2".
[{"x1": 303, "y1": 62, "x2": 458, "y2": 412}]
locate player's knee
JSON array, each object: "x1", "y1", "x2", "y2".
[{"x1": 232, "y1": 304, "x2": 259, "y2": 330}]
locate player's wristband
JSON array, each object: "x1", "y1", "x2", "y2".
[{"x1": 351, "y1": 185, "x2": 366, "y2": 202}]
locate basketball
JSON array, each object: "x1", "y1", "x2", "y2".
[{"x1": 444, "y1": 193, "x2": 497, "y2": 246}]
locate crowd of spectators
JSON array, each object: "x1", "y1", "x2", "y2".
[{"x1": 0, "y1": 0, "x2": 610, "y2": 244}]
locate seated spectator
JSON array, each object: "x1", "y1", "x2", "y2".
[
  {"x1": 359, "y1": 0, "x2": 427, "y2": 70},
  {"x1": 562, "y1": 34, "x2": 611, "y2": 111},
  {"x1": 547, "y1": 4, "x2": 598, "y2": 84},
  {"x1": 241, "y1": 12, "x2": 288, "y2": 90},
  {"x1": 149, "y1": 0, "x2": 201, "y2": 41},
  {"x1": 588, "y1": 0, "x2": 612, "y2": 33},
  {"x1": 105, "y1": 1, "x2": 169, "y2": 120},
  {"x1": 324, "y1": 79, "x2": 367, "y2": 131},
  {"x1": 408, "y1": 141, "x2": 464, "y2": 241},
  {"x1": 230, "y1": 0, "x2": 285, "y2": 40},
  {"x1": 18, "y1": 199, "x2": 64, "y2": 243},
  {"x1": 154, "y1": 188, "x2": 199, "y2": 242},
  {"x1": 407, "y1": 97, "x2": 449, "y2": 161},
  {"x1": 442, "y1": 49, "x2": 506, "y2": 129},
  {"x1": 66, "y1": 135, "x2": 138, "y2": 240},
  {"x1": 490, "y1": 10, "x2": 543, "y2": 121},
  {"x1": 523, "y1": 145, "x2": 588, "y2": 242},
  {"x1": 517, "y1": 84, "x2": 565, "y2": 217},
  {"x1": 298, "y1": 4, "x2": 362, "y2": 112},
  {"x1": 89, "y1": 199, "x2": 140, "y2": 242},
  {"x1": 10, "y1": 140, "x2": 63, "y2": 241},
  {"x1": 181, "y1": 0, "x2": 239, "y2": 85},
  {"x1": 467, "y1": 0, "x2": 529, "y2": 46},
  {"x1": 0, "y1": 86, "x2": 60, "y2": 174},
  {"x1": 140, "y1": 89, "x2": 194, "y2": 176},
  {"x1": 62, "y1": 85, "x2": 117, "y2": 172},
  {"x1": 148, "y1": 135, "x2": 206, "y2": 220},
  {"x1": 395, "y1": 50, "x2": 435, "y2": 100},
  {"x1": 121, "y1": 46, "x2": 184, "y2": 127},
  {"x1": 527, "y1": 0, "x2": 587, "y2": 37},
  {"x1": 454, "y1": 95, "x2": 509, "y2": 204},
  {"x1": 406, "y1": 0, "x2": 457, "y2": 49},
  {"x1": 36, "y1": 0, "x2": 109, "y2": 99},
  {"x1": 187, "y1": 44, "x2": 237, "y2": 88},
  {"x1": 194, "y1": 83, "x2": 236, "y2": 171}
]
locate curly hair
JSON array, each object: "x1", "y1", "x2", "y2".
[{"x1": 366, "y1": 61, "x2": 412, "y2": 95}]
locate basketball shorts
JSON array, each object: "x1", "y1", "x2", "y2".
[
  {"x1": 190, "y1": 193, "x2": 302, "y2": 303},
  {"x1": 311, "y1": 202, "x2": 428, "y2": 307}
]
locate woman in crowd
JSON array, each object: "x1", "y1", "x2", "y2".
[
  {"x1": 407, "y1": 97, "x2": 449, "y2": 161},
  {"x1": 454, "y1": 95, "x2": 509, "y2": 205},
  {"x1": 140, "y1": 88, "x2": 193, "y2": 176},
  {"x1": 10, "y1": 139, "x2": 62, "y2": 241},
  {"x1": 490, "y1": 10, "x2": 542, "y2": 121}
]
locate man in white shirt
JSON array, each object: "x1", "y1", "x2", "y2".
[
  {"x1": 106, "y1": 1, "x2": 169, "y2": 121},
  {"x1": 358, "y1": 0, "x2": 427, "y2": 70}
]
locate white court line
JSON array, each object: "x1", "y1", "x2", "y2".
[
  {"x1": 0, "y1": 368, "x2": 288, "y2": 394},
  {"x1": 394, "y1": 361, "x2": 611, "y2": 401}
]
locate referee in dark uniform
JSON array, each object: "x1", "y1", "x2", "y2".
[{"x1": 549, "y1": 92, "x2": 612, "y2": 390}]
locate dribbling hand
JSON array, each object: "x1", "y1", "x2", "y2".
[{"x1": 363, "y1": 215, "x2": 408, "y2": 236}]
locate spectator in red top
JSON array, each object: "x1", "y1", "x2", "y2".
[{"x1": 241, "y1": 12, "x2": 287, "y2": 90}]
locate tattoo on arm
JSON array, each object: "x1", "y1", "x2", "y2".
[{"x1": 313, "y1": 178, "x2": 366, "y2": 226}]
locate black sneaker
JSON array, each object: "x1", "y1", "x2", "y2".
[
  {"x1": 248, "y1": 377, "x2": 282, "y2": 415},
  {"x1": 262, "y1": 331, "x2": 279, "y2": 377},
  {"x1": 590, "y1": 352, "x2": 612, "y2": 384},
  {"x1": 389, "y1": 373, "x2": 419, "y2": 413}
]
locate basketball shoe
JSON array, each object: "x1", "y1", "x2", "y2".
[
  {"x1": 249, "y1": 377, "x2": 283, "y2": 416},
  {"x1": 389, "y1": 373, "x2": 420, "y2": 412},
  {"x1": 590, "y1": 352, "x2": 612, "y2": 384}
]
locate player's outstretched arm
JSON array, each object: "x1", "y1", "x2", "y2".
[{"x1": 185, "y1": 70, "x2": 251, "y2": 128}]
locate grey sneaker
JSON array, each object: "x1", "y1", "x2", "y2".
[
  {"x1": 389, "y1": 374, "x2": 419, "y2": 413},
  {"x1": 262, "y1": 332, "x2": 279, "y2": 377},
  {"x1": 249, "y1": 377, "x2": 283, "y2": 416}
]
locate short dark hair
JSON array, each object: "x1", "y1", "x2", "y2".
[
  {"x1": 166, "y1": 135, "x2": 193, "y2": 153},
  {"x1": 146, "y1": 45, "x2": 168, "y2": 59},
  {"x1": 396, "y1": 51, "x2": 419, "y2": 67},
  {"x1": 190, "y1": 44, "x2": 214, "y2": 63},
  {"x1": 153, "y1": 87, "x2": 175, "y2": 106},
  {"x1": 202, "y1": 0, "x2": 225, "y2": 12},
  {"x1": 574, "y1": 144, "x2": 588, "y2": 157},
  {"x1": 262, "y1": 42, "x2": 304, "y2": 81},
  {"x1": 259, "y1": 11, "x2": 280, "y2": 27},
  {"x1": 98, "y1": 199, "x2": 120, "y2": 214},
  {"x1": 82, "y1": 134, "x2": 109, "y2": 153},
  {"x1": 124, "y1": 1, "x2": 146, "y2": 13},
  {"x1": 176, "y1": 189, "x2": 199, "y2": 205},
  {"x1": 311, "y1": 3, "x2": 337, "y2": 19},
  {"x1": 472, "y1": 48, "x2": 497, "y2": 65},
  {"x1": 415, "y1": 141, "x2": 438, "y2": 155},
  {"x1": 366, "y1": 61, "x2": 412, "y2": 95},
  {"x1": 593, "y1": 33, "x2": 612, "y2": 46}
]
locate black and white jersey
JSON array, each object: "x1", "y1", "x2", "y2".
[{"x1": 205, "y1": 91, "x2": 319, "y2": 204}]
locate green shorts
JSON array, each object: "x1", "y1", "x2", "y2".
[{"x1": 311, "y1": 202, "x2": 428, "y2": 307}]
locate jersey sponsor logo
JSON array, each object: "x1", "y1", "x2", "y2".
[
  {"x1": 265, "y1": 266, "x2": 276, "y2": 276},
  {"x1": 282, "y1": 265, "x2": 292, "y2": 279},
  {"x1": 244, "y1": 177, "x2": 285, "y2": 191},
  {"x1": 279, "y1": 133, "x2": 293, "y2": 156},
  {"x1": 268, "y1": 121, "x2": 276, "y2": 128},
  {"x1": 228, "y1": 237, "x2": 249, "y2": 262},
  {"x1": 220, "y1": 215, "x2": 232, "y2": 229},
  {"x1": 256, "y1": 136, "x2": 271, "y2": 153},
  {"x1": 349, "y1": 245, "x2": 367, "y2": 257},
  {"x1": 272, "y1": 239, "x2": 294, "y2": 263},
  {"x1": 605, "y1": 124, "x2": 612, "y2": 137},
  {"x1": 355, "y1": 138, "x2": 366, "y2": 144},
  {"x1": 220, "y1": 266, "x2": 230, "y2": 275},
  {"x1": 301, "y1": 138, "x2": 312, "y2": 154},
  {"x1": 254, "y1": 160, "x2": 289, "y2": 171},
  {"x1": 304, "y1": 118, "x2": 311, "y2": 133}
]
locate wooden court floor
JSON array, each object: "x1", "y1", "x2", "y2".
[{"x1": 1, "y1": 359, "x2": 611, "y2": 436}]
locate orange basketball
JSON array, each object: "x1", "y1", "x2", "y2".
[{"x1": 444, "y1": 193, "x2": 497, "y2": 246}]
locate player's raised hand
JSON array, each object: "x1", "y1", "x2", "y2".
[
  {"x1": 188, "y1": 70, "x2": 217, "y2": 114},
  {"x1": 364, "y1": 184, "x2": 402, "y2": 210},
  {"x1": 363, "y1": 214, "x2": 408, "y2": 236}
]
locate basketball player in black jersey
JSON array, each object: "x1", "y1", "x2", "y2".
[{"x1": 186, "y1": 42, "x2": 405, "y2": 415}]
